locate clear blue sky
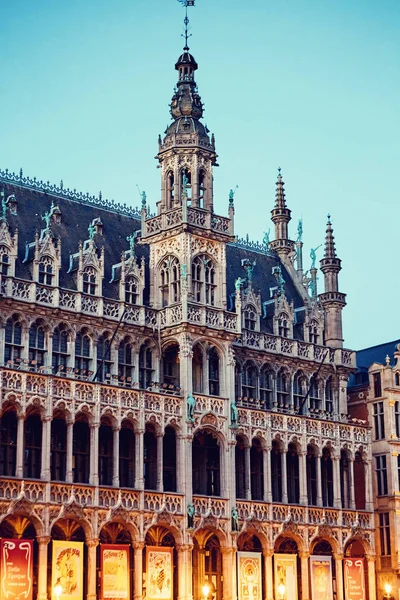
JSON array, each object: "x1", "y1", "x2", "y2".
[{"x1": 1, "y1": 0, "x2": 399, "y2": 350}]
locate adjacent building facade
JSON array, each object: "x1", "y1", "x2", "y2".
[{"x1": 0, "y1": 29, "x2": 376, "y2": 600}]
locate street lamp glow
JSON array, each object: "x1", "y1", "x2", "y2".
[
  {"x1": 384, "y1": 583, "x2": 392, "y2": 595},
  {"x1": 54, "y1": 584, "x2": 63, "y2": 599},
  {"x1": 277, "y1": 582, "x2": 286, "y2": 599},
  {"x1": 202, "y1": 583, "x2": 210, "y2": 599}
]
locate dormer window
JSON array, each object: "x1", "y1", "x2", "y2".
[
  {"x1": 244, "y1": 305, "x2": 257, "y2": 331},
  {"x1": 0, "y1": 246, "x2": 10, "y2": 277},
  {"x1": 308, "y1": 320, "x2": 319, "y2": 344},
  {"x1": 83, "y1": 267, "x2": 97, "y2": 295},
  {"x1": 39, "y1": 257, "x2": 54, "y2": 285},
  {"x1": 125, "y1": 276, "x2": 138, "y2": 304},
  {"x1": 278, "y1": 313, "x2": 290, "y2": 338}
]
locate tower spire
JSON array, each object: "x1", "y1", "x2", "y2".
[{"x1": 269, "y1": 168, "x2": 294, "y2": 258}]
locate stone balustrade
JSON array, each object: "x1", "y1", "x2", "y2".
[{"x1": 143, "y1": 206, "x2": 232, "y2": 238}]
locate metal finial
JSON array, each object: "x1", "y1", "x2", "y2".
[
  {"x1": 277, "y1": 166, "x2": 282, "y2": 176},
  {"x1": 177, "y1": 0, "x2": 195, "y2": 50}
]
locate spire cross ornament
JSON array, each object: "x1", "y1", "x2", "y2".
[{"x1": 177, "y1": 0, "x2": 195, "y2": 50}]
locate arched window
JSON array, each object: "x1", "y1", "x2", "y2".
[
  {"x1": 28, "y1": 321, "x2": 46, "y2": 369},
  {"x1": 354, "y1": 451, "x2": 366, "y2": 510},
  {"x1": 167, "y1": 171, "x2": 174, "y2": 209},
  {"x1": 321, "y1": 447, "x2": 334, "y2": 507},
  {"x1": 203, "y1": 536, "x2": 222, "y2": 600},
  {"x1": 38, "y1": 256, "x2": 54, "y2": 285},
  {"x1": 307, "y1": 445, "x2": 318, "y2": 505},
  {"x1": 99, "y1": 419, "x2": 113, "y2": 486},
  {"x1": 0, "y1": 409, "x2": 17, "y2": 476},
  {"x1": 308, "y1": 320, "x2": 319, "y2": 344},
  {"x1": 118, "y1": 338, "x2": 134, "y2": 384},
  {"x1": 52, "y1": 325, "x2": 69, "y2": 373},
  {"x1": 144, "y1": 424, "x2": 157, "y2": 490},
  {"x1": 277, "y1": 368, "x2": 289, "y2": 409},
  {"x1": 198, "y1": 170, "x2": 205, "y2": 207},
  {"x1": 50, "y1": 417, "x2": 66, "y2": 481},
  {"x1": 193, "y1": 430, "x2": 220, "y2": 496},
  {"x1": 192, "y1": 344, "x2": 203, "y2": 393},
  {"x1": 0, "y1": 246, "x2": 10, "y2": 277},
  {"x1": 242, "y1": 362, "x2": 257, "y2": 399},
  {"x1": 395, "y1": 373, "x2": 400, "y2": 386},
  {"x1": 125, "y1": 276, "x2": 138, "y2": 304},
  {"x1": 4, "y1": 316, "x2": 22, "y2": 365},
  {"x1": 191, "y1": 256, "x2": 216, "y2": 305},
  {"x1": 96, "y1": 333, "x2": 113, "y2": 382},
  {"x1": 209, "y1": 347, "x2": 220, "y2": 396},
  {"x1": 325, "y1": 377, "x2": 334, "y2": 414},
  {"x1": 160, "y1": 256, "x2": 180, "y2": 307},
  {"x1": 244, "y1": 305, "x2": 257, "y2": 331},
  {"x1": 181, "y1": 168, "x2": 192, "y2": 201},
  {"x1": 260, "y1": 366, "x2": 273, "y2": 409},
  {"x1": 293, "y1": 371, "x2": 307, "y2": 412},
  {"x1": 309, "y1": 375, "x2": 321, "y2": 412},
  {"x1": 83, "y1": 266, "x2": 97, "y2": 295},
  {"x1": 278, "y1": 313, "x2": 290, "y2": 337},
  {"x1": 235, "y1": 435, "x2": 246, "y2": 499},
  {"x1": 24, "y1": 413, "x2": 42, "y2": 479},
  {"x1": 287, "y1": 442, "x2": 300, "y2": 504},
  {"x1": 340, "y1": 449, "x2": 351, "y2": 508},
  {"x1": 163, "y1": 426, "x2": 176, "y2": 492},
  {"x1": 139, "y1": 344, "x2": 154, "y2": 389},
  {"x1": 271, "y1": 440, "x2": 282, "y2": 502},
  {"x1": 250, "y1": 438, "x2": 264, "y2": 500},
  {"x1": 75, "y1": 330, "x2": 92, "y2": 377},
  {"x1": 162, "y1": 344, "x2": 180, "y2": 389},
  {"x1": 119, "y1": 421, "x2": 135, "y2": 488},
  {"x1": 73, "y1": 419, "x2": 90, "y2": 483}
]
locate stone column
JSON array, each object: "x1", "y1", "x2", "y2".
[
  {"x1": 66, "y1": 418, "x2": 74, "y2": 483},
  {"x1": 157, "y1": 432, "x2": 164, "y2": 492},
  {"x1": 37, "y1": 536, "x2": 51, "y2": 600},
  {"x1": 221, "y1": 548, "x2": 235, "y2": 600},
  {"x1": 135, "y1": 429, "x2": 144, "y2": 489},
  {"x1": 112, "y1": 425, "x2": 120, "y2": 487},
  {"x1": 263, "y1": 446, "x2": 272, "y2": 503},
  {"x1": 349, "y1": 457, "x2": 355, "y2": 510},
  {"x1": 333, "y1": 455, "x2": 341, "y2": 508},
  {"x1": 245, "y1": 445, "x2": 251, "y2": 500},
  {"x1": 299, "y1": 451, "x2": 308, "y2": 505},
  {"x1": 263, "y1": 550, "x2": 274, "y2": 600},
  {"x1": 177, "y1": 544, "x2": 193, "y2": 600},
  {"x1": 86, "y1": 538, "x2": 99, "y2": 600},
  {"x1": 334, "y1": 553, "x2": 344, "y2": 600},
  {"x1": 89, "y1": 421, "x2": 99, "y2": 486},
  {"x1": 133, "y1": 542, "x2": 144, "y2": 600},
  {"x1": 281, "y1": 450, "x2": 288, "y2": 503},
  {"x1": 299, "y1": 552, "x2": 310, "y2": 600},
  {"x1": 40, "y1": 415, "x2": 52, "y2": 481},
  {"x1": 16, "y1": 413, "x2": 25, "y2": 478},
  {"x1": 316, "y1": 452, "x2": 323, "y2": 506},
  {"x1": 366, "y1": 556, "x2": 377, "y2": 600},
  {"x1": 364, "y1": 460, "x2": 374, "y2": 511}
]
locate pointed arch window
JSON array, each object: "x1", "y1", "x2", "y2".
[
  {"x1": 271, "y1": 440, "x2": 282, "y2": 502},
  {"x1": 287, "y1": 442, "x2": 300, "y2": 504},
  {"x1": 260, "y1": 366, "x2": 273, "y2": 409},
  {"x1": 99, "y1": 419, "x2": 113, "y2": 486},
  {"x1": 181, "y1": 169, "x2": 192, "y2": 202},
  {"x1": 144, "y1": 424, "x2": 157, "y2": 490},
  {"x1": 321, "y1": 447, "x2": 334, "y2": 507},
  {"x1": 340, "y1": 449, "x2": 351, "y2": 508},
  {"x1": 309, "y1": 375, "x2": 321, "y2": 412},
  {"x1": 38, "y1": 256, "x2": 54, "y2": 285},
  {"x1": 278, "y1": 313, "x2": 290, "y2": 338},
  {"x1": 83, "y1": 266, "x2": 97, "y2": 295},
  {"x1": 307, "y1": 445, "x2": 318, "y2": 505},
  {"x1": 96, "y1": 333, "x2": 113, "y2": 382},
  {"x1": 191, "y1": 255, "x2": 216, "y2": 305},
  {"x1": 73, "y1": 419, "x2": 90, "y2": 483},
  {"x1": 325, "y1": 377, "x2": 334, "y2": 414},
  {"x1": 198, "y1": 169, "x2": 206, "y2": 208},
  {"x1": 52, "y1": 325, "x2": 69, "y2": 373},
  {"x1": 293, "y1": 371, "x2": 307, "y2": 412},
  {"x1": 0, "y1": 410, "x2": 17, "y2": 476},
  {"x1": 163, "y1": 426, "x2": 177, "y2": 492},
  {"x1": 235, "y1": 435, "x2": 246, "y2": 499},
  {"x1": 244, "y1": 305, "x2": 257, "y2": 331},
  {"x1": 193, "y1": 430, "x2": 220, "y2": 496},
  {"x1": 277, "y1": 368, "x2": 289, "y2": 409},
  {"x1": 250, "y1": 438, "x2": 264, "y2": 500},
  {"x1": 50, "y1": 417, "x2": 67, "y2": 481},
  {"x1": 125, "y1": 276, "x2": 138, "y2": 304},
  {"x1": 208, "y1": 347, "x2": 220, "y2": 396},
  {"x1": 119, "y1": 422, "x2": 135, "y2": 488},
  {"x1": 308, "y1": 320, "x2": 319, "y2": 344},
  {"x1": 4, "y1": 316, "x2": 22, "y2": 365},
  {"x1": 75, "y1": 330, "x2": 92, "y2": 376},
  {"x1": 24, "y1": 413, "x2": 42, "y2": 479},
  {"x1": 242, "y1": 361, "x2": 257, "y2": 399},
  {"x1": 0, "y1": 246, "x2": 10, "y2": 277},
  {"x1": 160, "y1": 256, "x2": 180, "y2": 307},
  {"x1": 28, "y1": 321, "x2": 46, "y2": 368},
  {"x1": 139, "y1": 344, "x2": 154, "y2": 389},
  {"x1": 167, "y1": 171, "x2": 174, "y2": 209},
  {"x1": 118, "y1": 338, "x2": 134, "y2": 384}
]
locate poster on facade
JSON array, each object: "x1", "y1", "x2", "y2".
[
  {"x1": 51, "y1": 541, "x2": 84, "y2": 600},
  {"x1": 0, "y1": 538, "x2": 33, "y2": 600},
  {"x1": 343, "y1": 558, "x2": 366, "y2": 600},
  {"x1": 100, "y1": 545, "x2": 130, "y2": 600},
  {"x1": 146, "y1": 546, "x2": 173, "y2": 600},
  {"x1": 237, "y1": 552, "x2": 262, "y2": 600},
  {"x1": 310, "y1": 556, "x2": 333, "y2": 600},
  {"x1": 274, "y1": 554, "x2": 297, "y2": 600}
]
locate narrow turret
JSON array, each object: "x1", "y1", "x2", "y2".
[{"x1": 269, "y1": 168, "x2": 294, "y2": 257}]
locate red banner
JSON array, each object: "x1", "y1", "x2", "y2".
[
  {"x1": 0, "y1": 539, "x2": 33, "y2": 600},
  {"x1": 343, "y1": 558, "x2": 366, "y2": 600}
]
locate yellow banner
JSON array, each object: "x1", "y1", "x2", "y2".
[
  {"x1": 274, "y1": 554, "x2": 297, "y2": 600},
  {"x1": 52, "y1": 541, "x2": 84, "y2": 600}
]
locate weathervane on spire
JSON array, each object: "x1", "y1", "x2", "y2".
[{"x1": 177, "y1": 0, "x2": 195, "y2": 50}]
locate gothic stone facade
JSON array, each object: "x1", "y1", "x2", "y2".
[{"x1": 0, "y1": 43, "x2": 376, "y2": 600}]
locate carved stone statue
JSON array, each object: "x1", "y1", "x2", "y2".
[
  {"x1": 88, "y1": 222, "x2": 96, "y2": 241},
  {"x1": 231, "y1": 507, "x2": 239, "y2": 532},
  {"x1": 272, "y1": 265, "x2": 285, "y2": 295},
  {"x1": 242, "y1": 258, "x2": 256, "y2": 284},
  {"x1": 310, "y1": 244, "x2": 322, "y2": 269},
  {"x1": 263, "y1": 229, "x2": 270, "y2": 246},
  {"x1": 187, "y1": 393, "x2": 196, "y2": 422},
  {"x1": 187, "y1": 502, "x2": 195, "y2": 528},
  {"x1": 141, "y1": 191, "x2": 147, "y2": 207},
  {"x1": 229, "y1": 185, "x2": 238, "y2": 203},
  {"x1": 235, "y1": 277, "x2": 246, "y2": 291},
  {"x1": 0, "y1": 192, "x2": 7, "y2": 221},
  {"x1": 42, "y1": 211, "x2": 51, "y2": 231},
  {"x1": 296, "y1": 219, "x2": 303, "y2": 243},
  {"x1": 126, "y1": 230, "x2": 139, "y2": 254},
  {"x1": 230, "y1": 400, "x2": 238, "y2": 428}
]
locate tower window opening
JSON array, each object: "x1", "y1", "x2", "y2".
[
  {"x1": 167, "y1": 171, "x2": 174, "y2": 209},
  {"x1": 83, "y1": 267, "x2": 97, "y2": 295},
  {"x1": 198, "y1": 170, "x2": 205, "y2": 208}
]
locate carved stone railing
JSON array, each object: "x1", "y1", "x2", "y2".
[
  {"x1": 143, "y1": 207, "x2": 233, "y2": 238},
  {"x1": 193, "y1": 496, "x2": 228, "y2": 518},
  {"x1": 236, "y1": 330, "x2": 356, "y2": 368}
]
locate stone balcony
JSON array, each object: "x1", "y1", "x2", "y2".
[{"x1": 142, "y1": 206, "x2": 233, "y2": 238}]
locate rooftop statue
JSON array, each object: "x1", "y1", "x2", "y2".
[
  {"x1": 263, "y1": 228, "x2": 270, "y2": 246},
  {"x1": 0, "y1": 191, "x2": 7, "y2": 221},
  {"x1": 141, "y1": 191, "x2": 147, "y2": 208},
  {"x1": 88, "y1": 222, "x2": 96, "y2": 241},
  {"x1": 296, "y1": 219, "x2": 303, "y2": 243},
  {"x1": 310, "y1": 244, "x2": 322, "y2": 269},
  {"x1": 41, "y1": 210, "x2": 51, "y2": 231}
]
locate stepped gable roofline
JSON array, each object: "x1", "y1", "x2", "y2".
[{"x1": 0, "y1": 167, "x2": 144, "y2": 220}]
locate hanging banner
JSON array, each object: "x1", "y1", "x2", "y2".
[
  {"x1": 0, "y1": 539, "x2": 33, "y2": 600},
  {"x1": 52, "y1": 541, "x2": 84, "y2": 600},
  {"x1": 237, "y1": 552, "x2": 262, "y2": 600},
  {"x1": 310, "y1": 556, "x2": 333, "y2": 600},
  {"x1": 343, "y1": 558, "x2": 366, "y2": 600},
  {"x1": 146, "y1": 546, "x2": 173, "y2": 600},
  {"x1": 100, "y1": 545, "x2": 130, "y2": 600},
  {"x1": 274, "y1": 554, "x2": 297, "y2": 600}
]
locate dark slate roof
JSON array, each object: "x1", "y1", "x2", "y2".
[{"x1": 348, "y1": 339, "x2": 400, "y2": 388}]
